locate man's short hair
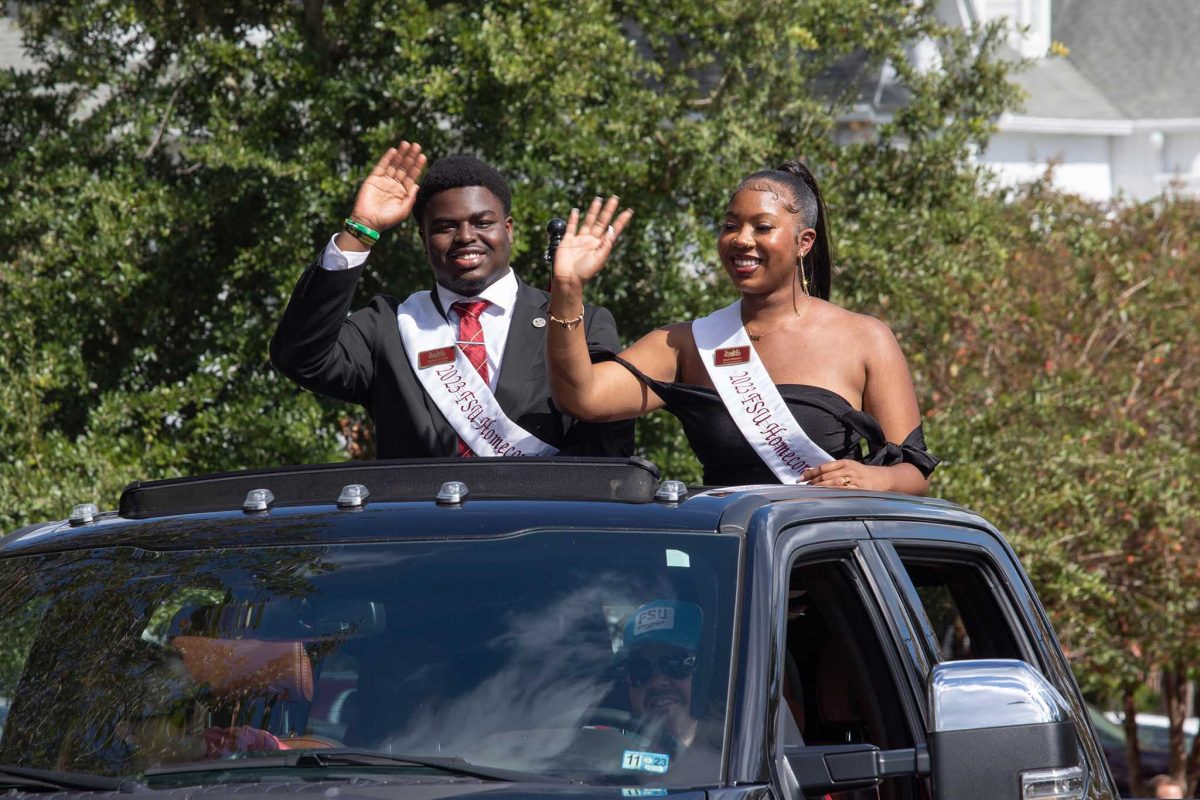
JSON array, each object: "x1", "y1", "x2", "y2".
[{"x1": 412, "y1": 154, "x2": 513, "y2": 224}]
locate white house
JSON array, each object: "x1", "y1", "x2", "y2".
[
  {"x1": 943, "y1": 0, "x2": 1200, "y2": 201},
  {"x1": 0, "y1": 2, "x2": 28, "y2": 73}
]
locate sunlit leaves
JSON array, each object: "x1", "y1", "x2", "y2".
[{"x1": 924, "y1": 188, "x2": 1200, "y2": 758}]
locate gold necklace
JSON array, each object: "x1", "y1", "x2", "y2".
[
  {"x1": 743, "y1": 297, "x2": 810, "y2": 342},
  {"x1": 744, "y1": 320, "x2": 782, "y2": 342},
  {"x1": 743, "y1": 264, "x2": 812, "y2": 341}
]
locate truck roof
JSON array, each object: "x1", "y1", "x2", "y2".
[{"x1": 1, "y1": 457, "x2": 993, "y2": 556}]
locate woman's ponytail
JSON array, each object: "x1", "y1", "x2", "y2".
[{"x1": 775, "y1": 160, "x2": 832, "y2": 300}]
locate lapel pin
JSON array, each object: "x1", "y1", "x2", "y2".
[{"x1": 532, "y1": 317, "x2": 547, "y2": 328}]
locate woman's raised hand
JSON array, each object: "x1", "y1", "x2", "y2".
[
  {"x1": 552, "y1": 196, "x2": 634, "y2": 286},
  {"x1": 348, "y1": 142, "x2": 428, "y2": 232}
]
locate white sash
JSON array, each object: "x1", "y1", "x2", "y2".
[
  {"x1": 396, "y1": 292, "x2": 558, "y2": 457},
  {"x1": 692, "y1": 301, "x2": 833, "y2": 483}
]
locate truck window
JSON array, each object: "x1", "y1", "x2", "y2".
[
  {"x1": 890, "y1": 552, "x2": 1025, "y2": 663},
  {"x1": 785, "y1": 555, "x2": 922, "y2": 800}
]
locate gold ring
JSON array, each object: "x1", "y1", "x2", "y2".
[{"x1": 842, "y1": 476, "x2": 853, "y2": 487}]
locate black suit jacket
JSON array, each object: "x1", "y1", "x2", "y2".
[{"x1": 270, "y1": 262, "x2": 633, "y2": 458}]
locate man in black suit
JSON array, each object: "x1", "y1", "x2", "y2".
[{"x1": 271, "y1": 142, "x2": 632, "y2": 458}]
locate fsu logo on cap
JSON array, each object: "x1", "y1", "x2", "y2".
[
  {"x1": 714, "y1": 347, "x2": 750, "y2": 366},
  {"x1": 418, "y1": 346, "x2": 456, "y2": 369},
  {"x1": 634, "y1": 607, "x2": 675, "y2": 636}
]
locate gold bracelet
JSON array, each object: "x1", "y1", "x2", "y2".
[{"x1": 548, "y1": 310, "x2": 585, "y2": 331}]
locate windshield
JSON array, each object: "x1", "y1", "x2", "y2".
[{"x1": 0, "y1": 531, "x2": 738, "y2": 787}]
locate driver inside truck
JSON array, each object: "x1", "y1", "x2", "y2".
[{"x1": 612, "y1": 599, "x2": 703, "y2": 755}]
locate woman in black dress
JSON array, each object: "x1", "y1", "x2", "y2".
[{"x1": 544, "y1": 162, "x2": 937, "y2": 491}]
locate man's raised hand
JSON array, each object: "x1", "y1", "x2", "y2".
[
  {"x1": 552, "y1": 196, "x2": 634, "y2": 286},
  {"x1": 349, "y1": 142, "x2": 428, "y2": 233}
]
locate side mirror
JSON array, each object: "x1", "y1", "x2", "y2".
[{"x1": 929, "y1": 659, "x2": 1084, "y2": 800}]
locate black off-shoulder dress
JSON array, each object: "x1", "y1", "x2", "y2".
[{"x1": 612, "y1": 358, "x2": 939, "y2": 487}]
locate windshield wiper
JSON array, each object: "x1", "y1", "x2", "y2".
[
  {"x1": 0, "y1": 765, "x2": 145, "y2": 793},
  {"x1": 145, "y1": 748, "x2": 568, "y2": 784}
]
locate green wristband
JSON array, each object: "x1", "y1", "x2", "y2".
[{"x1": 343, "y1": 218, "x2": 381, "y2": 245}]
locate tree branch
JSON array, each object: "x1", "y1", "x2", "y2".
[
  {"x1": 139, "y1": 84, "x2": 182, "y2": 161},
  {"x1": 303, "y1": 0, "x2": 330, "y2": 59},
  {"x1": 1075, "y1": 276, "x2": 1153, "y2": 368}
]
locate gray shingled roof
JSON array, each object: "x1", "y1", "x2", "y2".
[
  {"x1": 812, "y1": 50, "x2": 912, "y2": 115},
  {"x1": 1012, "y1": 54, "x2": 1125, "y2": 120},
  {"x1": 832, "y1": 1, "x2": 1200, "y2": 125},
  {"x1": 1054, "y1": 0, "x2": 1200, "y2": 119}
]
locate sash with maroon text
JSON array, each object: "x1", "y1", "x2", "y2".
[
  {"x1": 396, "y1": 291, "x2": 558, "y2": 457},
  {"x1": 691, "y1": 301, "x2": 832, "y2": 483}
]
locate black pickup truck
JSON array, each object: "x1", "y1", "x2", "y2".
[{"x1": 0, "y1": 458, "x2": 1116, "y2": 800}]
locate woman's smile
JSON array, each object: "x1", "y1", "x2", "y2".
[{"x1": 731, "y1": 255, "x2": 764, "y2": 276}]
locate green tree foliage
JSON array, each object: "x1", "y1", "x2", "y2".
[
  {"x1": 0, "y1": 0, "x2": 1018, "y2": 528},
  {"x1": 925, "y1": 185, "x2": 1200, "y2": 793}
]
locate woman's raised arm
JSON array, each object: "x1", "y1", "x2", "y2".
[{"x1": 546, "y1": 197, "x2": 675, "y2": 422}]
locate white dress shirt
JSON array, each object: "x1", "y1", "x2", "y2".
[{"x1": 320, "y1": 235, "x2": 518, "y2": 390}]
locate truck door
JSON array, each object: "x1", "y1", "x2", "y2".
[{"x1": 772, "y1": 522, "x2": 928, "y2": 800}]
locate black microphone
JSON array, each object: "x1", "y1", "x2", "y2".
[{"x1": 544, "y1": 217, "x2": 567, "y2": 269}]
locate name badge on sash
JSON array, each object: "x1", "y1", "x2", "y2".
[
  {"x1": 396, "y1": 292, "x2": 559, "y2": 457},
  {"x1": 418, "y1": 347, "x2": 456, "y2": 369},
  {"x1": 714, "y1": 346, "x2": 750, "y2": 366},
  {"x1": 692, "y1": 301, "x2": 833, "y2": 483}
]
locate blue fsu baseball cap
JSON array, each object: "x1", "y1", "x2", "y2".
[{"x1": 622, "y1": 599, "x2": 702, "y2": 652}]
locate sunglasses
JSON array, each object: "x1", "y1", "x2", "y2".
[{"x1": 616, "y1": 649, "x2": 698, "y2": 687}]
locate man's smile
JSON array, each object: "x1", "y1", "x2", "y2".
[
  {"x1": 645, "y1": 689, "x2": 685, "y2": 711},
  {"x1": 448, "y1": 248, "x2": 487, "y2": 269}
]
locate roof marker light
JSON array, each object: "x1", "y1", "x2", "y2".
[
  {"x1": 655, "y1": 480, "x2": 688, "y2": 503},
  {"x1": 436, "y1": 481, "x2": 469, "y2": 505},
  {"x1": 69, "y1": 503, "x2": 99, "y2": 526},
  {"x1": 337, "y1": 484, "x2": 369, "y2": 509},
  {"x1": 242, "y1": 488, "x2": 274, "y2": 514}
]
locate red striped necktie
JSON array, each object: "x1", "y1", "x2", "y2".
[{"x1": 452, "y1": 299, "x2": 491, "y2": 457}]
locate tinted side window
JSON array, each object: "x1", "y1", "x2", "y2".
[
  {"x1": 787, "y1": 559, "x2": 915, "y2": 749},
  {"x1": 895, "y1": 555, "x2": 1025, "y2": 663}
]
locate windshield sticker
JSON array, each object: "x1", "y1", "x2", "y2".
[
  {"x1": 622, "y1": 790, "x2": 668, "y2": 797},
  {"x1": 622, "y1": 750, "x2": 671, "y2": 774},
  {"x1": 633, "y1": 606, "x2": 675, "y2": 636},
  {"x1": 664, "y1": 549, "x2": 691, "y2": 568}
]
